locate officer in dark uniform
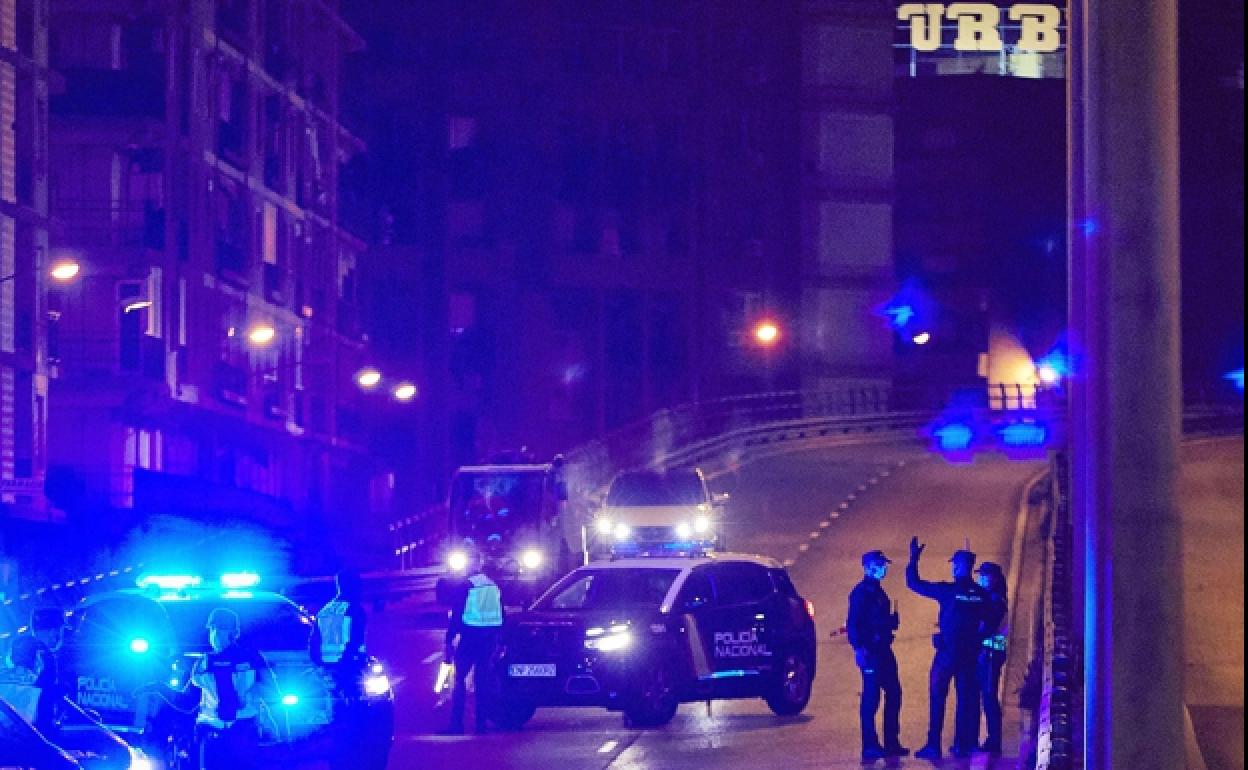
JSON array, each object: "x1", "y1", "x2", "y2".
[
  {"x1": 846, "y1": 550, "x2": 909, "y2": 761},
  {"x1": 310, "y1": 568, "x2": 369, "y2": 693},
  {"x1": 441, "y1": 548, "x2": 503, "y2": 734},
  {"x1": 906, "y1": 537, "x2": 988, "y2": 760},
  {"x1": 7, "y1": 607, "x2": 68, "y2": 733},
  {"x1": 975, "y1": 561, "x2": 1009, "y2": 755}
]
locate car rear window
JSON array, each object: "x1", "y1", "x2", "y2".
[
  {"x1": 536, "y1": 569, "x2": 681, "y2": 611},
  {"x1": 712, "y1": 563, "x2": 775, "y2": 606}
]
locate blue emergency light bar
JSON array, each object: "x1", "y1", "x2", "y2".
[
  {"x1": 220, "y1": 572, "x2": 262, "y2": 589},
  {"x1": 137, "y1": 574, "x2": 203, "y2": 591}
]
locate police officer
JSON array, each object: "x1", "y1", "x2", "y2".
[
  {"x1": 146, "y1": 608, "x2": 276, "y2": 770},
  {"x1": 846, "y1": 550, "x2": 909, "y2": 761},
  {"x1": 442, "y1": 548, "x2": 503, "y2": 734},
  {"x1": 310, "y1": 568, "x2": 369, "y2": 693},
  {"x1": 975, "y1": 561, "x2": 1008, "y2": 755},
  {"x1": 906, "y1": 537, "x2": 988, "y2": 760},
  {"x1": 4, "y1": 607, "x2": 67, "y2": 732}
]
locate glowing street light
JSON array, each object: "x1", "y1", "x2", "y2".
[
  {"x1": 392, "y1": 382, "x2": 417, "y2": 402},
  {"x1": 356, "y1": 367, "x2": 383, "y2": 389},
  {"x1": 753, "y1": 320, "x2": 781, "y2": 346},
  {"x1": 246, "y1": 323, "x2": 277, "y2": 347},
  {"x1": 1037, "y1": 363, "x2": 1062, "y2": 385},
  {"x1": 50, "y1": 259, "x2": 82, "y2": 283},
  {"x1": 912, "y1": 331, "x2": 932, "y2": 346}
]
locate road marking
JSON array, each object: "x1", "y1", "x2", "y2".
[
  {"x1": 799, "y1": 543, "x2": 810, "y2": 552},
  {"x1": 868, "y1": 477, "x2": 880, "y2": 485},
  {"x1": 599, "y1": 740, "x2": 619, "y2": 754},
  {"x1": 829, "y1": 511, "x2": 840, "y2": 518},
  {"x1": 808, "y1": 531, "x2": 820, "y2": 539},
  {"x1": 847, "y1": 493, "x2": 857, "y2": 501},
  {"x1": 857, "y1": 484, "x2": 867, "y2": 492},
  {"x1": 422, "y1": 651, "x2": 442, "y2": 665},
  {"x1": 819, "y1": 520, "x2": 830, "y2": 528}
]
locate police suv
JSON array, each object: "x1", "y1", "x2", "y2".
[
  {"x1": 63, "y1": 573, "x2": 393, "y2": 770},
  {"x1": 491, "y1": 553, "x2": 816, "y2": 728}
]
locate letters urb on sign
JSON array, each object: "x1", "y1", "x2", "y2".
[{"x1": 897, "y1": 3, "x2": 1064, "y2": 53}]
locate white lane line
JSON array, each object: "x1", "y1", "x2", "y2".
[
  {"x1": 819, "y1": 520, "x2": 831, "y2": 529},
  {"x1": 799, "y1": 543, "x2": 811, "y2": 552},
  {"x1": 829, "y1": 511, "x2": 840, "y2": 518},
  {"x1": 422, "y1": 651, "x2": 442, "y2": 665},
  {"x1": 599, "y1": 740, "x2": 619, "y2": 754},
  {"x1": 808, "y1": 531, "x2": 820, "y2": 539}
]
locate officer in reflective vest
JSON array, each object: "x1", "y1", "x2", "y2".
[
  {"x1": 310, "y1": 569, "x2": 368, "y2": 694},
  {"x1": 441, "y1": 549, "x2": 503, "y2": 734},
  {"x1": 974, "y1": 561, "x2": 1009, "y2": 755}
]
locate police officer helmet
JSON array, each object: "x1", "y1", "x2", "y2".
[{"x1": 861, "y1": 550, "x2": 892, "y2": 568}]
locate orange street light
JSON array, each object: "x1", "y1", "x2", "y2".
[
  {"x1": 50, "y1": 259, "x2": 82, "y2": 283},
  {"x1": 753, "y1": 320, "x2": 781, "y2": 346},
  {"x1": 912, "y1": 331, "x2": 932, "y2": 346},
  {"x1": 246, "y1": 323, "x2": 277, "y2": 347},
  {"x1": 356, "y1": 367, "x2": 383, "y2": 389},
  {"x1": 392, "y1": 382, "x2": 418, "y2": 402}
]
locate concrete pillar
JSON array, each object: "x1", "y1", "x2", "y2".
[{"x1": 1073, "y1": 0, "x2": 1184, "y2": 767}]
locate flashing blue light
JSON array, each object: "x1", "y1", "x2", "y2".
[
  {"x1": 130, "y1": 637, "x2": 151, "y2": 654},
  {"x1": 220, "y1": 572, "x2": 262, "y2": 589},
  {"x1": 935, "y1": 423, "x2": 974, "y2": 452},
  {"x1": 281, "y1": 693, "x2": 300, "y2": 707},
  {"x1": 137, "y1": 574, "x2": 202, "y2": 591},
  {"x1": 884, "y1": 304, "x2": 916, "y2": 329},
  {"x1": 1001, "y1": 422, "x2": 1048, "y2": 448},
  {"x1": 1079, "y1": 217, "x2": 1100, "y2": 236},
  {"x1": 1226, "y1": 369, "x2": 1245, "y2": 393}
]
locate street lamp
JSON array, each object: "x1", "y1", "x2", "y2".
[
  {"x1": 356, "y1": 367, "x2": 383, "y2": 389},
  {"x1": 246, "y1": 323, "x2": 277, "y2": 347},
  {"x1": 753, "y1": 320, "x2": 781, "y2": 346},
  {"x1": 391, "y1": 382, "x2": 417, "y2": 402},
  {"x1": 912, "y1": 331, "x2": 932, "y2": 346},
  {"x1": 0, "y1": 259, "x2": 84, "y2": 285}
]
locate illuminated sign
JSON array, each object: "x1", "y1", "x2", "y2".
[{"x1": 897, "y1": 3, "x2": 1064, "y2": 53}]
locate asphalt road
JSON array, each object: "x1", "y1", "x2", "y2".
[{"x1": 367, "y1": 444, "x2": 1045, "y2": 769}]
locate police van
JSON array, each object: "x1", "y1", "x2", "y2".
[
  {"x1": 63, "y1": 573, "x2": 393, "y2": 770},
  {"x1": 491, "y1": 553, "x2": 816, "y2": 728}
]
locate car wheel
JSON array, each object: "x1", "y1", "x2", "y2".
[
  {"x1": 765, "y1": 651, "x2": 813, "y2": 716},
  {"x1": 489, "y1": 697, "x2": 537, "y2": 730},
  {"x1": 624, "y1": 664, "x2": 679, "y2": 727}
]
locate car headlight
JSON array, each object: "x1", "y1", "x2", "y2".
[
  {"x1": 693, "y1": 515, "x2": 711, "y2": 534},
  {"x1": 127, "y1": 749, "x2": 155, "y2": 770},
  {"x1": 585, "y1": 624, "x2": 632, "y2": 652},
  {"x1": 447, "y1": 550, "x2": 469, "y2": 572},
  {"x1": 595, "y1": 517, "x2": 614, "y2": 536},
  {"x1": 674, "y1": 522, "x2": 693, "y2": 539},
  {"x1": 520, "y1": 549, "x2": 543, "y2": 570},
  {"x1": 613, "y1": 522, "x2": 632, "y2": 541},
  {"x1": 281, "y1": 693, "x2": 300, "y2": 707},
  {"x1": 364, "y1": 673, "x2": 392, "y2": 696}
]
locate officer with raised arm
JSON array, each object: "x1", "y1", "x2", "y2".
[{"x1": 906, "y1": 536, "x2": 988, "y2": 760}]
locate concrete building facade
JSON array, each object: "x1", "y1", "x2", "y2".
[
  {"x1": 42, "y1": 0, "x2": 388, "y2": 562},
  {"x1": 0, "y1": 0, "x2": 52, "y2": 520}
]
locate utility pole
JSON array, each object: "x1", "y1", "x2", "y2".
[{"x1": 1070, "y1": 0, "x2": 1184, "y2": 768}]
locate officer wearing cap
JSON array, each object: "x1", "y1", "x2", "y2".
[
  {"x1": 145, "y1": 607, "x2": 276, "y2": 770},
  {"x1": 441, "y1": 546, "x2": 503, "y2": 734},
  {"x1": 906, "y1": 537, "x2": 989, "y2": 760},
  {"x1": 846, "y1": 550, "x2": 909, "y2": 761},
  {"x1": 974, "y1": 561, "x2": 1008, "y2": 754}
]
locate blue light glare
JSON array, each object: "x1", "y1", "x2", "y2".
[
  {"x1": 1001, "y1": 422, "x2": 1048, "y2": 447},
  {"x1": 281, "y1": 693, "x2": 300, "y2": 707},
  {"x1": 884, "y1": 304, "x2": 916, "y2": 329},
  {"x1": 1226, "y1": 369, "x2": 1245, "y2": 393},
  {"x1": 935, "y1": 423, "x2": 974, "y2": 452},
  {"x1": 130, "y1": 637, "x2": 151, "y2": 654}
]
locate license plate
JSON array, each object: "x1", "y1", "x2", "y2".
[{"x1": 508, "y1": 663, "x2": 556, "y2": 678}]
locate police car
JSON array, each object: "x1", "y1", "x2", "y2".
[
  {"x1": 492, "y1": 553, "x2": 816, "y2": 728},
  {"x1": 63, "y1": 573, "x2": 393, "y2": 770},
  {"x1": 0, "y1": 691, "x2": 153, "y2": 770}
]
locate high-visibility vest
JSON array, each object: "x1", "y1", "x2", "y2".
[
  {"x1": 317, "y1": 600, "x2": 353, "y2": 663},
  {"x1": 0, "y1": 665, "x2": 41, "y2": 724},
  {"x1": 462, "y1": 574, "x2": 503, "y2": 628}
]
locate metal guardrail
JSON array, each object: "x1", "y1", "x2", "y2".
[{"x1": 1035, "y1": 454, "x2": 1077, "y2": 770}]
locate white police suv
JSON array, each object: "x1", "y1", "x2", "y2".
[{"x1": 491, "y1": 553, "x2": 816, "y2": 728}]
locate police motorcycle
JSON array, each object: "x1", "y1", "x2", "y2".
[
  {"x1": 489, "y1": 552, "x2": 817, "y2": 729},
  {"x1": 63, "y1": 572, "x2": 393, "y2": 770}
]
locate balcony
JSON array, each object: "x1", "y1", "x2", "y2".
[
  {"x1": 52, "y1": 68, "x2": 165, "y2": 118},
  {"x1": 52, "y1": 201, "x2": 166, "y2": 251}
]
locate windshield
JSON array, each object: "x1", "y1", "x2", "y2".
[
  {"x1": 449, "y1": 471, "x2": 545, "y2": 541},
  {"x1": 534, "y1": 568, "x2": 681, "y2": 611},
  {"x1": 606, "y1": 470, "x2": 706, "y2": 507},
  {"x1": 158, "y1": 598, "x2": 313, "y2": 653}
]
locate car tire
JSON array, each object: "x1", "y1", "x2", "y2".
[
  {"x1": 624, "y1": 664, "x2": 679, "y2": 728},
  {"x1": 765, "y1": 651, "x2": 814, "y2": 716},
  {"x1": 489, "y1": 697, "x2": 537, "y2": 730}
]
